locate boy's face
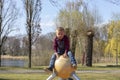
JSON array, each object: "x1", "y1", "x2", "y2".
[{"x1": 56, "y1": 30, "x2": 65, "y2": 40}]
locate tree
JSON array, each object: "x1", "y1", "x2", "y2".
[
  {"x1": 86, "y1": 30, "x2": 94, "y2": 66},
  {"x1": 5, "y1": 37, "x2": 21, "y2": 56},
  {"x1": 22, "y1": 36, "x2": 28, "y2": 56},
  {"x1": 56, "y1": 0, "x2": 84, "y2": 55},
  {"x1": 32, "y1": 33, "x2": 54, "y2": 66},
  {"x1": 93, "y1": 25, "x2": 108, "y2": 63},
  {"x1": 0, "y1": 0, "x2": 18, "y2": 67},
  {"x1": 55, "y1": 0, "x2": 103, "y2": 67},
  {"x1": 83, "y1": 2, "x2": 103, "y2": 67},
  {"x1": 106, "y1": 0, "x2": 120, "y2": 6},
  {"x1": 22, "y1": 0, "x2": 42, "y2": 68},
  {"x1": 105, "y1": 20, "x2": 120, "y2": 65}
]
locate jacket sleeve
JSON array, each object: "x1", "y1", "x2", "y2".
[
  {"x1": 65, "y1": 36, "x2": 70, "y2": 53},
  {"x1": 53, "y1": 38, "x2": 57, "y2": 52}
]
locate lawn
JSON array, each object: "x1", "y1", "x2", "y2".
[
  {"x1": 0, "y1": 72, "x2": 120, "y2": 80},
  {"x1": 0, "y1": 64, "x2": 120, "y2": 80}
]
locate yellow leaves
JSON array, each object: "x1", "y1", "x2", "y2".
[
  {"x1": 110, "y1": 38, "x2": 116, "y2": 49},
  {"x1": 107, "y1": 21, "x2": 120, "y2": 38},
  {"x1": 105, "y1": 20, "x2": 120, "y2": 56},
  {"x1": 104, "y1": 42, "x2": 110, "y2": 54},
  {"x1": 108, "y1": 21, "x2": 114, "y2": 38},
  {"x1": 105, "y1": 38, "x2": 119, "y2": 56}
]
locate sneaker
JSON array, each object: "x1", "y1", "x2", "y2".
[
  {"x1": 72, "y1": 64, "x2": 77, "y2": 69},
  {"x1": 44, "y1": 67, "x2": 53, "y2": 73},
  {"x1": 68, "y1": 78, "x2": 73, "y2": 80}
]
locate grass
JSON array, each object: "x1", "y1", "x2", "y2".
[
  {"x1": 0, "y1": 73, "x2": 120, "y2": 80},
  {"x1": 0, "y1": 64, "x2": 120, "y2": 80},
  {"x1": 79, "y1": 73, "x2": 120, "y2": 80},
  {"x1": 77, "y1": 64, "x2": 120, "y2": 71},
  {"x1": 0, "y1": 64, "x2": 119, "y2": 71},
  {"x1": 0, "y1": 73, "x2": 48, "y2": 80}
]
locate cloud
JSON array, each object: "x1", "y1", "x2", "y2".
[
  {"x1": 40, "y1": 21, "x2": 56, "y2": 34},
  {"x1": 41, "y1": 21, "x2": 55, "y2": 27}
]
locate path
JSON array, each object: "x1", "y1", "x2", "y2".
[{"x1": 0, "y1": 70, "x2": 120, "y2": 74}]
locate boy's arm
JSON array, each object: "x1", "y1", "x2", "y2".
[
  {"x1": 53, "y1": 38, "x2": 57, "y2": 53},
  {"x1": 53, "y1": 38, "x2": 59, "y2": 58},
  {"x1": 64, "y1": 36, "x2": 70, "y2": 54},
  {"x1": 63, "y1": 36, "x2": 70, "y2": 57}
]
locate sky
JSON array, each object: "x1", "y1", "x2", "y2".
[
  {"x1": 9, "y1": 0, "x2": 120, "y2": 36},
  {"x1": 89, "y1": 0, "x2": 120, "y2": 22}
]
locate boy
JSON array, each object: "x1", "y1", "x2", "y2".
[{"x1": 45, "y1": 27, "x2": 77, "y2": 72}]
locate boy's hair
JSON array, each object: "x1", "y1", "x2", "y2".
[{"x1": 56, "y1": 27, "x2": 64, "y2": 31}]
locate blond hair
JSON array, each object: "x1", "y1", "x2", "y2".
[{"x1": 56, "y1": 27, "x2": 64, "y2": 32}]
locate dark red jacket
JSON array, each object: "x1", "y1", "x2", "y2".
[{"x1": 53, "y1": 35, "x2": 70, "y2": 54}]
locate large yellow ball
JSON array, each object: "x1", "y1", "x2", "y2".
[{"x1": 54, "y1": 56, "x2": 75, "y2": 79}]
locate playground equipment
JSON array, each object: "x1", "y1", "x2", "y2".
[{"x1": 46, "y1": 56, "x2": 80, "y2": 80}]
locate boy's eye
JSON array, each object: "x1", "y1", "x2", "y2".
[{"x1": 58, "y1": 33, "x2": 62, "y2": 35}]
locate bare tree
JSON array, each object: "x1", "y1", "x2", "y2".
[
  {"x1": 6, "y1": 37, "x2": 15, "y2": 56},
  {"x1": 5, "y1": 37, "x2": 21, "y2": 56},
  {"x1": 22, "y1": 0, "x2": 42, "y2": 68},
  {"x1": 22, "y1": 36, "x2": 28, "y2": 56},
  {"x1": 105, "y1": 0, "x2": 120, "y2": 6},
  {"x1": 0, "y1": 0, "x2": 18, "y2": 67}
]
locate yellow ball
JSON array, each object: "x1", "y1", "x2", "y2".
[{"x1": 54, "y1": 56, "x2": 75, "y2": 79}]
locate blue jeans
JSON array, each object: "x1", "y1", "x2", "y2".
[{"x1": 49, "y1": 51, "x2": 77, "y2": 68}]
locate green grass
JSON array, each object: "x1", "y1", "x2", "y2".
[
  {"x1": 77, "y1": 64, "x2": 120, "y2": 71},
  {"x1": 0, "y1": 73, "x2": 120, "y2": 80},
  {"x1": 77, "y1": 66, "x2": 120, "y2": 71},
  {"x1": 0, "y1": 64, "x2": 120, "y2": 80},
  {"x1": 0, "y1": 64, "x2": 119, "y2": 71},
  {"x1": 79, "y1": 73, "x2": 120, "y2": 80},
  {"x1": 0, "y1": 73, "x2": 48, "y2": 80}
]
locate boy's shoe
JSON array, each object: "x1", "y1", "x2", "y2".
[
  {"x1": 72, "y1": 64, "x2": 77, "y2": 69},
  {"x1": 68, "y1": 78, "x2": 73, "y2": 80},
  {"x1": 44, "y1": 67, "x2": 53, "y2": 73}
]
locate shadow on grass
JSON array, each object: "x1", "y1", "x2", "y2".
[
  {"x1": 93, "y1": 65, "x2": 120, "y2": 68},
  {"x1": 0, "y1": 78, "x2": 11, "y2": 80},
  {"x1": 106, "y1": 65, "x2": 120, "y2": 67}
]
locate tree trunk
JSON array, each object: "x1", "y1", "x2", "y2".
[
  {"x1": 65, "y1": 28, "x2": 77, "y2": 56},
  {"x1": 86, "y1": 30, "x2": 94, "y2": 67},
  {"x1": 0, "y1": 46, "x2": 1, "y2": 67},
  {"x1": 28, "y1": 26, "x2": 32, "y2": 68},
  {"x1": 71, "y1": 30, "x2": 77, "y2": 56},
  {"x1": 0, "y1": 15, "x2": 2, "y2": 67}
]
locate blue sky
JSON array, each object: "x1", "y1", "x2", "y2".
[
  {"x1": 9, "y1": 0, "x2": 120, "y2": 36},
  {"x1": 89, "y1": 0, "x2": 120, "y2": 22},
  {"x1": 40, "y1": 0, "x2": 120, "y2": 34}
]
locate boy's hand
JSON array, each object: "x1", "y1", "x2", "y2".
[
  {"x1": 55, "y1": 53, "x2": 59, "y2": 59},
  {"x1": 63, "y1": 53, "x2": 67, "y2": 58}
]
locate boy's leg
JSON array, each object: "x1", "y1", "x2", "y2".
[
  {"x1": 49, "y1": 54, "x2": 56, "y2": 68},
  {"x1": 45, "y1": 54, "x2": 56, "y2": 72},
  {"x1": 46, "y1": 72, "x2": 57, "y2": 80},
  {"x1": 67, "y1": 51, "x2": 77, "y2": 67},
  {"x1": 71, "y1": 72, "x2": 80, "y2": 80}
]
